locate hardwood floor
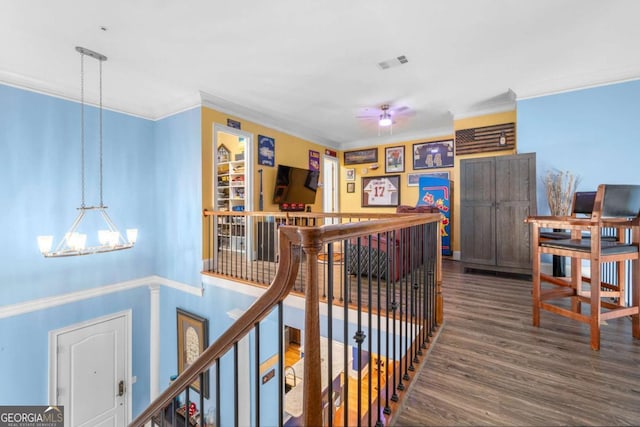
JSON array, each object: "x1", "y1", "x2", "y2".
[{"x1": 395, "y1": 259, "x2": 640, "y2": 426}]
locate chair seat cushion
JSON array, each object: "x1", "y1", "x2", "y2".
[
  {"x1": 540, "y1": 231, "x2": 618, "y2": 241},
  {"x1": 540, "y1": 239, "x2": 638, "y2": 254}
]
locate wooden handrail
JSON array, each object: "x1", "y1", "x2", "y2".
[
  {"x1": 129, "y1": 225, "x2": 303, "y2": 427},
  {"x1": 134, "y1": 211, "x2": 442, "y2": 427}
]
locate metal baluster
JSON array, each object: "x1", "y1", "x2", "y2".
[
  {"x1": 354, "y1": 236, "x2": 365, "y2": 425},
  {"x1": 397, "y1": 227, "x2": 406, "y2": 392},
  {"x1": 343, "y1": 251, "x2": 350, "y2": 427},
  {"x1": 391, "y1": 227, "x2": 399, "y2": 402},
  {"x1": 375, "y1": 232, "x2": 383, "y2": 427},
  {"x1": 255, "y1": 322, "x2": 261, "y2": 427},
  {"x1": 215, "y1": 359, "x2": 221, "y2": 427},
  {"x1": 233, "y1": 342, "x2": 239, "y2": 427},
  {"x1": 383, "y1": 230, "x2": 392, "y2": 415},
  {"x1": 278, "y1": 301, "x2": 284, "y2": 427},
  {"x1": 327, "y1": 243, "x2": 334, "y2": 427}
]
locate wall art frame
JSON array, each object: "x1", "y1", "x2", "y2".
[
  {"x1": 412, "y1": 139, "x2": 454, "y2": 170},
  {"x1": 177, "y1": 308, "x2": 210, "y2": 398},
  {"x1": 384, "y1": 146, "x2": 405, "y2": 173},
  {"x1": 361, "y1": 175, "x2": 401, "y2": 207},
  {"x1": 344, "y1": 148, "x2": 378, "y2": 165}
]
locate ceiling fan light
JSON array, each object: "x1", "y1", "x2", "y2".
[{"x1": 379, "y1": 115, "x2": 392, "y2": 127}]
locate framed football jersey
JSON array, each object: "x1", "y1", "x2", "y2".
[{"x1": 361, "y1": 175, "x2": 400, "y2": 207}]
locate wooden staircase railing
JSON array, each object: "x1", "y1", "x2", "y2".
[{"x1": 131, "y1": 211, "x2": 442, "y2": 427}]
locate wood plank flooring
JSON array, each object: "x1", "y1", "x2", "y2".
[{"x1": 394, "y1": 259, "x2": 640, "y2": 426}]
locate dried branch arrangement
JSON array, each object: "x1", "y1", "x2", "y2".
[{"x1": 544, "y1": 169, "x2": 578, "y2": 216}]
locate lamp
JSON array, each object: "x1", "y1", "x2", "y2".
[
  {"x1": 37, "y1": 46, "x2": 137, "y2": 257},
  {"x1": 378, "y1": 104, "x2": 393, "y2": 135}
]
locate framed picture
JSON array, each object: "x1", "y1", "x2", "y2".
[
  {"x1": 385, "y1": 146, "x2": 405, "y2": 173},
  {"x1": 258, "y1": 135, "x2": 275, "y2": 167},
  {"x1": 407, "y1": 171, "x2": 450, "y2": 187},
  {"x1": 347, "y1": 182, "x2": 355, "y2": 193},
  {"x1": 361, "y1": 175, "x2": 400, "y2": 207},
  {"x1": 177, "y1": 308, "x2": 209, "y2": 398},
  {"x1": 344, "y1": 148, "x2": 378, "y2": 165},
  {"x1": 345, "y1": 168, "x2": 355, "y2": 181},
  {"x1": 412, "y1": 139, "x2": 454, "y2": 170},
  {"x1": 308, "y1": 150, "x2": 320, "y2": 171}
]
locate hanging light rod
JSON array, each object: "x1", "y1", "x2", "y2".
[
  {"x1": 75, "y1": 46, "x2": 107, "y2": 61},
  {"x1": 38, "y1": 46, "x2": 137, "y2": 257}
]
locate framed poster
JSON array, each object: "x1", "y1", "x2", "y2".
[
  {"x1": 177, "y1": 308, "x2": 209, "y2": 398},
  {"x1": 258, "y1": 135, "x2": 275, "y2": 167},
  {"x1": 385, "y1": 146, "x2": 405, "y2": 173},
  {"x1": 309, "y1": 150, "x2": 320, "y2": 171},
  {"x1": 361, "y1": 175, "x2": 400, "y2": 207},
  {"x1": 407, "y1": 171, "x2": 450, "y2": 187},
  {"x1": 344, "y1": 148, "x2": 378, "y2": 165},
  {"x1": 412, "y1": 139, "x2": 454, "y2": 170}
]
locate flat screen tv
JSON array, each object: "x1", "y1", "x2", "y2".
[{"x1": 272, "y1": 164, "x2": 319, "y2": 205}]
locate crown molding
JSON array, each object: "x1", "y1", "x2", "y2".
[{"x1": 200, "y1": 91, "x2": 341, "y2": 149}]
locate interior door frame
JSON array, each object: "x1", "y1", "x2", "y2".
[
  {"x1": 322, "y1": 154, "x2": 339, "y2": 219},
  {"x1": 48, "y1": 310, "x2": 132, "y2": 424}
]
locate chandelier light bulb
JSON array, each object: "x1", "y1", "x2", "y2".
[
  {"x1": 126, "y1": 228, "x2": 138, "y2": 244},
  {"x1": 37, "y1": 235, "x2": 53, "y2": 254}
]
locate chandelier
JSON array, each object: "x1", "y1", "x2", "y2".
[{"x1": 37, "y1": 46, "x2": 137, "y2": 257}]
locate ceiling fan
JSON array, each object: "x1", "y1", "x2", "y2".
[{"x1": 356, "y1": 104, "x2": 413, "y2": 135}]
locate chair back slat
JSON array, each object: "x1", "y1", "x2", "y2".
[{"x1": 598, "y1": 184, "x2": 640, "y2": 218}]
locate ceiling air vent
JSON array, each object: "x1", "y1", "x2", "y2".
[{"x1": 377, "y1": 55, "x2": 409, "y2": 70}]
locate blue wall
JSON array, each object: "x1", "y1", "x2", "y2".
[
  {"x1": 0, "y1": 83, "x2": 197, "y2": 414},
  {"x1": 517, "y1": 79, "x2": 640, "y2": 213},
  {"x1": 0, "y1": 84, "x2": 156, "y2": 304},
  {"x1": 153, "y1": 108, "x2": 202, "y2": 286}
]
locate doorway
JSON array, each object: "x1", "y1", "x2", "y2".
[
  {"x1": 213, "y1": 124, "x2": 254, "y2": 257},
  {"x1": 322, "y1": 155, "x2": 339, "y2": 222},
  {"x1": 49, "y1": 311, "x2": 131, "y2": 427}
]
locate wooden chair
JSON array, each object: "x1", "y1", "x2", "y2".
[{"x1": 526, "y1": 184, "x2": 640, "y2": 350}]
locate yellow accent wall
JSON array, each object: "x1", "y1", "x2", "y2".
[
  {"x1": 339, "y1": 135, "x2": 455, "y2": 213},
  {"x1": 201, "y1": 104, "x2": 517, "y2": 258},
  {"x1": 338, "y1": 110, "x2": 517, "y2": 256},
  {"x1": 202, "y1": 106, "x2": 328, "y2": 214}
]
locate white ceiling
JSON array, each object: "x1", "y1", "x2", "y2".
[{"x1": 2, "y1": 0, "x2": 640, "y2": 149}]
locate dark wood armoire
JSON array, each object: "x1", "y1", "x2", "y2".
[{"x1": 460, "y1": 152, "x2": 537, "y2": 275}]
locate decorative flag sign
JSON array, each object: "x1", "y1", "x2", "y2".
[
  {"x1": 258, "y1": 135, "x2": 275, "y2": 166},
  {"x1": 309, "y1": 150, "x2": 320, "y2": 171},
  {"x1": 325, "y1": 148, "x2": 337, "y2": 157}
]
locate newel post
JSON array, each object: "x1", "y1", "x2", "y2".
[{"x1": 298, "y1": 227, "x2": 323, "y2": 427}]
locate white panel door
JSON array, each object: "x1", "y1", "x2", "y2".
[{"x1": 55, "y1": 314, "x2": 128, "y2": 427}]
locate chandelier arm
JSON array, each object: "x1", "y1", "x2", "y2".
[
  {"x1": 53, "y1": 209, "x2": 86, "y2": 253},
  {"x1": 100, "y1": 208, "x2": 129, "y2": 245}
]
